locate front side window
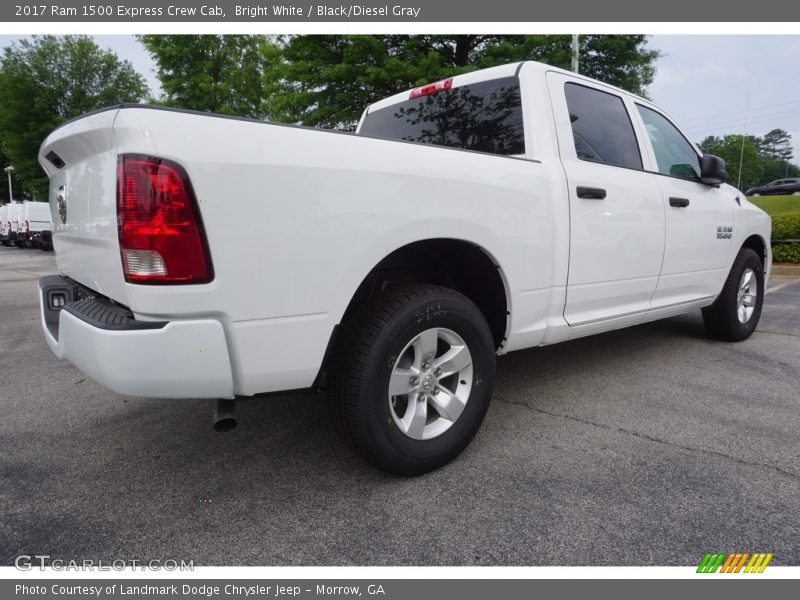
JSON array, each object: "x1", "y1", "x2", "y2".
[
  {"x1": 359, "y1": 76, "x2": 524, "y2": 156},
  {"x1": 564, "y1": 83, "x2": 642, "y2": 170},
  {"x1": 637, "y1": 105, "x2": 702, "y2": 182}
]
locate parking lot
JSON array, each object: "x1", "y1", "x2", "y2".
[{"x1": 1, "y1": 247, "x2": 798, "y2": 566}]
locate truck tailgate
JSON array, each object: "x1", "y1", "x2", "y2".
[{"x1": 38, "y1": 109, "x2": 128, "y2": 304}]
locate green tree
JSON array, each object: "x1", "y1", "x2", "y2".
[
  {"x1": 0, "y1": 35, "x2": 147, "y2": 199},
  {"x1": 0, "y1": 143, "x2": 24, "y2": 205},
  {"x1": 698, "y1": 135, "x2": 721, "y2": 154},
  {"x1": 266, "y1": 35, "x2": 659, "y2": 130},
  {"x1": 699, "y1": 131, "x2": 800, "y2": 189},
  {"x1": 139, "y1": 35, "x2": 275, "y2": 118},
  {"x1": 760, "y1": 157, "x2": 800, "y2": 182},
  {"x1": 702, "y1": 135, "x2": 764, "y2": 191},
  {"x1": 758, "y1": 128, "x2": 793, "y2": 161}
]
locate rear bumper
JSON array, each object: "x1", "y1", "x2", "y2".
[
  {"x1": 38, "y1": 275, "x2": 234, "y2": 399},
  {"x1": 32, "y1": 230, "x2": 53, "y2": 248}
]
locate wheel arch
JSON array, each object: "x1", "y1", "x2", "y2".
[
  {"x1": 314, "y1": 238, "x2": 511, "y2": 388},
  {"x1": 741, "y1": 233, "x2": 768, "y2": 266}
]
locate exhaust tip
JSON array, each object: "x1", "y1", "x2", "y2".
[
  {"x1": 212, "y1": 416, "x2": 237, "y2": 433},
  {"x1": 212, "y1": 399, "x2": 238, "y2": 433}
]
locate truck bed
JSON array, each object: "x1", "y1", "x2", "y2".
[{"x1": 39, "y1": 104, "x2": 559, "y2": 396}]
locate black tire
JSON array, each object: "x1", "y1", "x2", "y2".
[
  {"x1": 702, "y1": 247, "x2": 764, "y2": 341},
  {"x1": 328, "y1": 284, "x2": 496, "y2": 476}
]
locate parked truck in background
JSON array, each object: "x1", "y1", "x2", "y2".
[
  {"x1": 0, "y1": 206, "x2": 6, "y2": 244},
  {"x1": 36, "y1": 61, "x2": 772, "y2": 475},
  {"x1": 19, "y1": 201, "x2": 54, "y2": 250},
  {"x1": 2, "y1": 203, "x2": 22, "y2": 247}
]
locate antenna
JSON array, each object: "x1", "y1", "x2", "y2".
[{"x1": 737, "y1": 91, "x2": 750, "y2": 191}]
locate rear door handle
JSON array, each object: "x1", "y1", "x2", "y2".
[
  {"x1": 576, "y1": 186, "x2": 607, "y2": 200},
  {"x1": 669, "y1": 197, "x2": 690, "y2": 208}
]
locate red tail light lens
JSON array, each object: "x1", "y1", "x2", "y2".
[
  {"x1": 116, "y1": 155, "x2": 213, "y2": 284},
  {"x1": 409, "y1": 78, "x2": 453, "y2": 99}
]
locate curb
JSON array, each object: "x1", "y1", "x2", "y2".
[{"x1": 772, "y1": 263, "x2": 800, "y2": 277}]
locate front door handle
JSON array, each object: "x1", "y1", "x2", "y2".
[
  {"x1": 576, "y1": 186, "x2": 607, "y2": 200},
  {"x1": 669, "y1": 197, "x2": 690, "y2": 208}
]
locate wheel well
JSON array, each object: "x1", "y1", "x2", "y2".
[
  {"x1": 742, "y1": 235, "x2": 767, "y2": 265},
  {"x1": 341, "y1": 239, "x2": 509, "y2": 349}
]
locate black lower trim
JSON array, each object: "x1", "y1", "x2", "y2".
[
  {"x1": 63, "y1": 297, "x2": 167, "y2": 331},
  {"x1": 311, "y1": 323, "x2": 340, "y2": 391},
  {"x1": 39, "y1": 275, "x2": 86, "y2": 340},
  {"x1": 39, "y1": 274, "x2": 167, "y2": 339}
]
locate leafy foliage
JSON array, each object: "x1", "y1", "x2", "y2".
[
  {"x1": 139, "y1": 35, "x2": 275, "y2": 118},
  {"x1": 0, "y1": 143, "x2": 24, "y2": 204},
  {"x1": 771, "y1": 213, "x2": 800, "y2": 262},
  {"x1": 266, "y1": 35, "x2": 660, "y2": 130},
  {"x1": 699, "y1": 133, "x2": 800, "y2": 192},
  {"x1": 758, "y1": 128, "x2": 794, "y2": 161},
  {"x1": 0, "y1": 35, "x2": 147, "y2": 199}
]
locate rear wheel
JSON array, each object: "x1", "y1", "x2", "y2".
[
  {"x1": 702, "y1": 247, "x2": 764, "y2": 341},
  {"x1": 328, "y1": 284, "x2": 496, "y2": 476}
]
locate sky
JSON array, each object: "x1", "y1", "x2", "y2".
[
  {"x1": 1, "y1": 34, "x2": 799, "y2": 163},
  {"x1": 648, "y1": 35, "x2": 800, "y2": 163}
]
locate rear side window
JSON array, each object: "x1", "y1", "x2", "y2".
[
  {"x1": 564, "y1": 83, "x2": 642, "y2": 170},
  {"x1": 359, "y1": 76, "x2": 524, "y2": 156}
]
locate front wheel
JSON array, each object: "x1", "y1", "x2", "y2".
[
  {"x1": 328, "y1": 284, "x2": 496, "y2": 476},
  {"x1": 702, "y1": 247, "x2": 764, "y2": 341}
]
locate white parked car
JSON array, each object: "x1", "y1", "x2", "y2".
[
  {"x1": 37, "y1": 61, "x2": 772, "y2": 474},
  {"x1": 0, "y1": 205, "x2": 6, "y2": 242},
  {"x1": 19, "y1": 201, "x2": 54, "y2": 249},
  {"x1": 2, "y1": 202, "x2": 22, "y2": 247}
]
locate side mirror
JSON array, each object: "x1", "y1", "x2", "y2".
[{"x1": 700, "y1": 154, "x2": 728, "y2": 185}]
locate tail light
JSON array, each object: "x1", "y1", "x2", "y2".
[
  {"x1": 116, "y1": 155, "x2": 213, "y2": 284},
  {"x1": 409, "y1": 77, "x2": 453, "y2": 99}
]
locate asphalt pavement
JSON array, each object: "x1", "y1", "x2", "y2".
[{"x1": 1, "y1": 248, "x2": 798, "y2": 566}]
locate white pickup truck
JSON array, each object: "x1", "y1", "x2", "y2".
[{"x1": 38, "y1": 61, "x2": 771, "y2": 475}]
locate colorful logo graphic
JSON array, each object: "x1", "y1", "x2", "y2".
[{"x1": 697, "y1": 552, "x2": 773, "y2": 573}]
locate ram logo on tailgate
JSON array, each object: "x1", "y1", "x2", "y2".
[{"x1": 56, "y1": 185, "x2": 66, "y2": 225}]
